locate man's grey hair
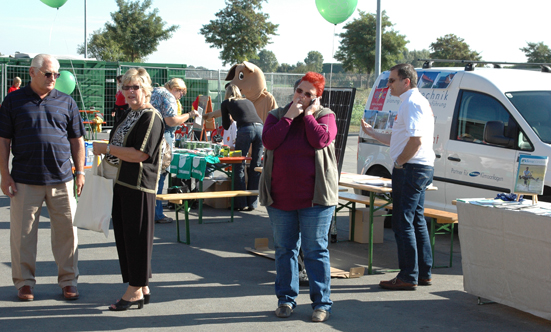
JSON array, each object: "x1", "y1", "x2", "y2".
[{"x1": 31, "y1": 54, "x2": 60, "y2": 71}]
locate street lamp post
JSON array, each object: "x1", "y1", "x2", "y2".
[
  {"x1": 375, "y1": 0, "x2": 381, "y2": 78},
  {"x1": 84, "y1": 0, "x2": 88, "y2": 58}
]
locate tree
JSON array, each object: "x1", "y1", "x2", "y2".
[
  {"x1": 200, "y1": 0, "x2": 278, "y2": 66},
  {"x1": 304, "y1": 51, "x2": 324, "y2": 72},
  {"x1": 399, "y1": 49, "x2": 431, "y2": 68},
  {"x1": 77, "y1": 0, "x2": 178, "y2": 62},
  {"x1": 520, "y1": 42, "x2": 551, "y2": 63},
  {"x1": 334, "y1": 10, "x2": 408, "y2": 74},
  {"x1": 250, "y1": 49, "x2": 278, "y2": 72},
  {"x1": 294, "y1": 62, "x2": 308, "y2": 73},
  {"x1": 429, "y1": 34, "x2": 481, "y2": 65},
  {"x1": 277, "y1": 63, "x2": 294, "y2": 73}
]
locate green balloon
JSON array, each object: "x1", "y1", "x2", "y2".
[
  {"x1": 55, "y1": 71, "x2": 76, "y2": 95},
  {"x1": 40, "y1": 0, "x2": 68, "y2": 9},
  {"x1": 316, "y1": 0, "x2": 358, "y2": 25}
]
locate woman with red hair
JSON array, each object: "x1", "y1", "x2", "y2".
[{"x1": 259, "y1": 72, "x2": 338, "y2": 323}]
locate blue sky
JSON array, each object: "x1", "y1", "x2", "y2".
[{"x1": 1, "y1": 0, "x2": 549, "y2": 69}]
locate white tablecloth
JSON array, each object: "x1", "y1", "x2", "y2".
[{"x1": 457, "y1": 201, "x2": 551, "y2": 320}]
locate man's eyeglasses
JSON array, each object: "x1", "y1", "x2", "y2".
[
  {"x1": 296, "y1": 87, "x2": 315, "y2": 99},
  {"x1": 38, "y1": 69, "x2": 61, "y2": 79},
  {"x1": 122, "y1": 85, "x2": 141, "y2": 91},
  {"x1": 387, "y1": 77, "x2": 402, "y2": 84}
]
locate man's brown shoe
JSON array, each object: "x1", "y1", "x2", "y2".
[
  {"x1": 62, "y1": 286, "x2": 79, "y2": 300},
  {"x1": 18, "y1": 285, "x2": 34, "y2": 301},
  {"x1": 418, "y1": 278, "x2": 432, "y2": 286},
  {"x1": 379, "y1": 277, "x2": 417, "y2": 290}
]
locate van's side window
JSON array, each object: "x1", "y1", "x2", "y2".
[{"x1": 455, "y1": 91, "x2": 514, "y2": 146}]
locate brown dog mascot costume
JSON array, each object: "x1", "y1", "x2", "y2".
[
  {"x1": 206, "y1": 61, "x2": 277, "y2": 123},
  {"x1": 225, "y1": 61, "x2": 277, "y2": 122}
]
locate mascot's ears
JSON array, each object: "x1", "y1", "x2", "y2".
[{"x1": 225, "y1": 61, "x2": 256, "y2": 80}]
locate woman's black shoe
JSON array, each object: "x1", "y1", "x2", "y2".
[
  {"x1": 109, "y1": 298, "x2": 144, "y2": 311},
  {"x1": 246, "y1": 206, "x2": 256, "y2": 211},
  {"x1": 144, "y1": 293, "x2": 151, "y2": 305}
]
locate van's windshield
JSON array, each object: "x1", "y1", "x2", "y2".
[{"x1": 506, "y1": 91, "x2": 551, "y2": 144}]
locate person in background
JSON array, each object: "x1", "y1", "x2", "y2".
[
  {"x1": 221, "y1": 84, "x2": 263, "y2": 211},
  {"x1": 93, "y1": 67, "x2": 164, "y2": 311},
  {"x1": 111, "y1": 75, "x2": 130, "y2": 124},
  {"x1": 150, "y1": 78, "x2": 198, "y2": 223},
  {"x1": 361, "y1": 63, "x2": 435, "y2": 291},
  {"x1": 259, "y1": 72, "x2": 338, "y2": 323},
  {"x1": 7, "y1": 77, "x2": 21, "y2": 94},
  {"x1": 0, "y1": 54, "x2": 85, "y2": 302}
]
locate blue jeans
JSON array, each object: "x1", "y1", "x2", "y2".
[
  {"x1": 391, "y1": 163, "x2": 434, "y2": 284},
  {"x1": 267, "y1": 205, "x2": 335, "y2": 312},
  {"x1": 234, "y1": 123, "x2": 263, "y2": 209},
  {"x1": 155, "y1": 132, "x2": 174, "y2": 221},
  {"x1": 154, "y1": 172, "x2": 167, "y2": 221}
]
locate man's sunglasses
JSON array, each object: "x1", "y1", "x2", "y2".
[
  {"x1": 121, "y1": 85, "x2": 141, "y2": 91},
  {"x1": 296, "y1": 87, "x2": 315, "y2": 99},
  {"x1": 38, "y1": 69, "x2": 61, "y2": 79}
]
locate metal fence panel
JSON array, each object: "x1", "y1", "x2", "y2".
[{"x1": 1, "y1": 64, "x2": 371, "y2": 130}]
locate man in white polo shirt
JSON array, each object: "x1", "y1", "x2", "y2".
[{"x1": 361, "y1": 63, "x2": 435, "y2": 290}]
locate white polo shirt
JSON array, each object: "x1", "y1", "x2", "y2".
[{"x1": 389, "y1": 88, "x2": 435, "y2": 166}]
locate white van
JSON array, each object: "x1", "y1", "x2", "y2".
[{"x1": 357, "y1": 61, "x2": 551, "y2": 213}]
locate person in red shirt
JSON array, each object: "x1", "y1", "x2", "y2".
[
  {"x1": 7, "y1": 77, "x2": 21, "y2": 94},
  {"x1": 260, "y1": 72, "x2": 338, "y2": 323},
  {"x1": 111, "y1": 75, "x2": 129, "y2": 124}
]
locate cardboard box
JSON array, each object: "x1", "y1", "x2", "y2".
[
  {"x1": 349, "y1": 208, "x2": 385, "y2": 243},
  {"x1": 203, "y1": 177, "x2": 232, "y2": 209}
]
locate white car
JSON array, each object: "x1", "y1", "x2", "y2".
[{"x1": 358, "y1": 61, "x2": 551, "y2": 213}]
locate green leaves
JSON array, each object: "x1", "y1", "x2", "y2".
[
  {"x1": 200, "y1": 0, "x2": 278, "y2": 66},
  {"x1": 249, "y1": 50, "x2": 279, "y2": 73},
  {"x1": 334, "y1": 10, "x2": 407, "y2": 74},
  {"x1": 77, "y1": 0, "x2": 178, "y2": 62},
  {"x1": 520, "y1": 42, "x2": 551, "y2": 63},
  {"x1": 429, "y1": 34, "x2": 481, "y2": 65}
]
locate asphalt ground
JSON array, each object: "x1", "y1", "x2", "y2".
[{"x1": 1, "y1": 133, "x2": 550, "y2": 331}]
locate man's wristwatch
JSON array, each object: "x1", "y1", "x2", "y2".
[
  {"x1": 394, "y1": 161, "x2": 404, "y2": 169},
  {"x1": 75, "y1": 171, "x2": 85, "y2": 176},
  {"x1": 106, "y1": 144, "x2": 111, "y2": 155}
]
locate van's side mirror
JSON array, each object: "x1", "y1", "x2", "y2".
[{"x1": 484, "y1": 121, "x2": 514, "y2": 147}]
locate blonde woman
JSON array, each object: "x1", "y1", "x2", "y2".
[
  {"x1": 221, "y1": 84, "x2": 263, "y2": 211},
  {"x1": 150, "y1": 78, "x2": 198, "y2": 223},
  {"x1": 92, "y1": 67, "x2": 165, "y2": 311},
  {"x1": 8, "y1": 77, "x2": 21, "y2": 93}
]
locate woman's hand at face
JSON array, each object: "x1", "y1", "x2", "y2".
[
  {"x1": 284, "y1": 96, "x2": 304, "y2": 119},
  {"x1": 305, "y1": 98, "x2": 320, "y2": 116}
]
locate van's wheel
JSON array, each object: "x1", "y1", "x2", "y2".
[{"x1": 364, "y1": 166, "x2": 393, "y2": 228}]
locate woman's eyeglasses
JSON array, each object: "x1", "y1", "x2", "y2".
[
  {"x1": 296, "y1": 87, "x2": 315, "y2": 99},
  {"x1": 122, "y1": 85, "x2": 141, "y2": 91},
  {"x1": 38, "y1": 69, "x2": 61, "y2": 79}
]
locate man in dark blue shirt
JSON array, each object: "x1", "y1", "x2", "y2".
[{"x1": 0, "y1": 54, "x2": 85, "y2": 301}]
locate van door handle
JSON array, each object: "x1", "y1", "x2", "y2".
[
  {"x1": 435, "y1": 154, "x2": 441, "y2": 158},
  {"x1": 448, "y1": 157, "x2": 461, "y2": 162}
]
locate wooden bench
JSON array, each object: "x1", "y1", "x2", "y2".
[
  {"x1": 338, "y1": 192, "x2": 458, "y2": 268},
  {"x1": 157, "y1": 190, "x2": 259, "y2": 244}
]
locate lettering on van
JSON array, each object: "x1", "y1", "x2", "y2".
[
  {"x1": 451, "y1": 168, "x2": 504, "y2": 183},
  {"x1": 421, "y1": 90, "x2": 449, "y2": 109}
]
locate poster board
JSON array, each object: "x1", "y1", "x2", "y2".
[
  {"x1": 514, "y1": 154, "x2": 548, "y2": 196},
  {"x1": 193, "y1": 95, "x2": 216, "y2": 131}
]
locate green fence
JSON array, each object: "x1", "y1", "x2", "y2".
[{"x1": 1, "y1": 57, "x2": 372, "y2": 129}]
